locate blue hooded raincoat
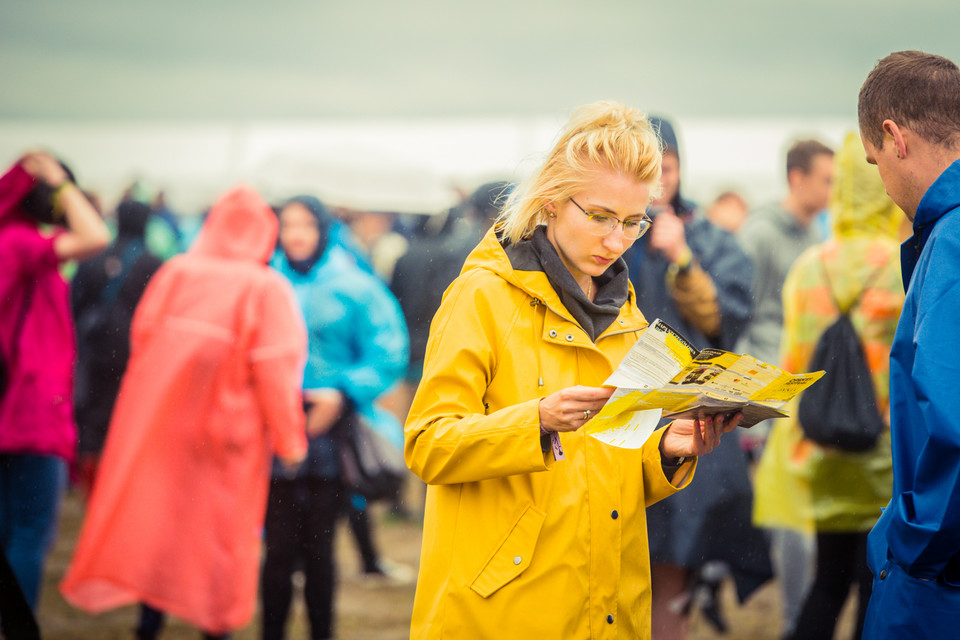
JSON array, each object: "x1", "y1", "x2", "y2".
[
  {"x1": 862, "y1": 159, "x2": 960, "y2": 638},
  {"x1": 271, "y1": 244, "x2": 408, "y2": 478}
]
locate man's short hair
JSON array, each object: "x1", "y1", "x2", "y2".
[
  {"x1": 859, "y1": 50, "x2": 960, "y2": 149},
  {"x1": 786, "y1": 140, "x2": 833, "y2": 179}
]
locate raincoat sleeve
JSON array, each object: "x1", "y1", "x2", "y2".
[
  {"x1": 888, "y1": 239, "x2": 960, "y2": 576},
  {"x1": 667, "y1": 261, "x2": 721, "y2": 337},
  {"x1": 688, "y1": 222, "x2": 754, "y2": 349},
  {"x1": 329, "y1": 276, "x2": 408, "y2": 407},
  {"x1": 405, "y1": 270, "x2": 551, "y2": 485},
  {"x1": 643, "y1": 427, "x2": 697, "y2": 500},
  {"x1": 249, "y1": 275, "x2": 309, "y2": 462}
]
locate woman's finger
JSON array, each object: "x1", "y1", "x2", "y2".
[
  {"x1": 727, "y1": 412, "x2": 744, "y2": 432},
  {"x1": 694, "y1": 413, "x2": 706, "y2": 451},
  {"x1": 711, "y1": 414, "x2": 725, "y2": 447}
]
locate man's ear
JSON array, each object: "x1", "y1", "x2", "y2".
[
  {"x1": 883, "y1": 119, "x2": 908, "y2": 159},
  {"x1": 786, "y1": 166, "x2": 802, "y2": 190}
]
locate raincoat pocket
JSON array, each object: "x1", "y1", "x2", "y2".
[{"x1": 470, "y1": 503, "x2": 546, "y2": 598}]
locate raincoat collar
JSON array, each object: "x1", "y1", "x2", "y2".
[
  {"x1": 914, "y1": 158, "x2": 960, "y2": 237},
  {"x1": 901, "y1": 159, "x2": 960, "y2": 288},
  {"x1": 461, "y1": 227, "x2": 646, "y2": 337},
  {"x1": 506, "y1": 227, "x2": 628, "y2": 341},
  {"x1": 189, "y1": 184, "x2": 278, "y2": 263}
]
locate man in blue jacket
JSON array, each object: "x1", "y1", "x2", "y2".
[{"x1": 858, "y1": 50, "x2": 960, "y2": 637}]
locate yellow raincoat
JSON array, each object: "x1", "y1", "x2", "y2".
[
  {"x1": 405, "y1": 229, "x2": 695, "y2": 639},
  {"x1": 753, "y1": 132, "x2": 902, "y2": 534}
]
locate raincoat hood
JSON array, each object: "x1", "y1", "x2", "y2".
[
  {"x1": 0, "y1": 162, "x2": 37, "y2": 228},
  {"x1": 650, "y1": 115, "x2": 695, "y2": 217},
  {"x1": 830, "y1": 132, "x2": 903, "y2": 240},
  {"x1": 281, "y1": 194, "x2": 333, "y2": 273},
  {"x1": 460, "y1": 227, "x2": 560, "y2": 312},
  {"x1": 190, "y1": 184, "x2": 278, "y2": 263}
]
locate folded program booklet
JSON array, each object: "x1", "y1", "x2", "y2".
[{"x1": 585, "y1": 318, "x2": 824, "y2": 449}]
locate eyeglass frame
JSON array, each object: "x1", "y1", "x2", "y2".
[{"x1": 568, "y1": 197, "x2": 652, "y2": 240}]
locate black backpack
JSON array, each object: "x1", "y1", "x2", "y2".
[{"x1": 797, "y1": 260, "x2": 886, "y2": 452}]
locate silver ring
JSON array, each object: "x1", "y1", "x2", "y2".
[{"x1": 583, "y1": 410, "x2": 591, "y2": 420}]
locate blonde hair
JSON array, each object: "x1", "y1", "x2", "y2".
[{"x1": 497, "y1": 101, "x2": 663, "y2": 244}]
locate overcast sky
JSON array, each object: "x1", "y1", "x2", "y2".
[{"x1": 4, "y1": 0, "x2": 959, "y2": 121}]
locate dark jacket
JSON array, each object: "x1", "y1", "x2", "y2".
[
  {"x1": 625, "y1": 206, "x2": 769, "y2": 602},
  {"x1": 71, "y1": 215, "x2": 163, "y2": 454},
  {"x1": 391, "y1": 217, "x2": 484, "y2": 380}
]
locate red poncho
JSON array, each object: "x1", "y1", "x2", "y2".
[{"x1": 61, "y1": 185, "x2": 308, "y2": 633}]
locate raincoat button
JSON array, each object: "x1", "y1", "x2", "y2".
[
  {"x1": 549, "y1": 329, "x2": 558, "y2": 338},
  {"x1": 513, "y1": 556, "x2": 522, "y2": 565},
  {"x1": 565, "y1": 334, "x2": 574, "y2": 342},
  {"x1": 879, "y1": 569, "x2": 887, "y2": 580},
  {"x1": 607, "y1": 614, "x2": 614, "y2": 624},
  {"x1": 611, "y1": 510, "x2": 619, "y2": 520}
]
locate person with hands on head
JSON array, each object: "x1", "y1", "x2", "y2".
[
  {"x1": 16, "y1": 151, "x2": 111, "y2": 260},
  {"x1": 0, "y1": 150, "x2": 109, "y2": 614},
  {"x1": 404, "y1": 101, "x2": 740, "y2": 640}
]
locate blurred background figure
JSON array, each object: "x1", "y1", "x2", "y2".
[
  {"x1": 621, "y1": 117, "x2": 766, "y2": 640},
  {"x1": 340, "y1": 207, "x2": 409, "y2": 282},
  {"x1": 262, "y1": 195, "x2": 409, "y2": 640},
  {"x1": 705, "y1": 190, "x2": 749, "y2": 233},
  {"x1": 755, "y1": 132, "x2": 901, "y2": 640},
  {"x1": 0, "y1": 151, "x2": 110, "y2": 616},
  {"x1": 120, "y1": 181, "x2": 186, "y2": 260},
  {"x1": 736, "y1": 138, "x2": 834, "y2": 637},
  {"x1": 70, "y1": 200, "x2": 163, "y2": 500},
  {"x1": 390, "y1": 180, "x2": 511, "y2": 422},
  {"x1": 60, "y1": 184, "x2": 308, "y2": 640}
]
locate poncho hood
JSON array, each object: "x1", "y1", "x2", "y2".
[{"x1": 189, "y1": 184, "x2": 278, "y2": 263}]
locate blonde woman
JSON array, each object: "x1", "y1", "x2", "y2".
[{"x1": 404, "y1": 102, "x2": 741, "y2": 638}]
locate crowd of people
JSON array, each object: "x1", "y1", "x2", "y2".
[{"x1": 2, "y1": 49, "x2": 960, "y2": 639}]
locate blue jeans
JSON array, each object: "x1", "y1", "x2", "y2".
[{"x1": 0, "y1": 454, "x2": 67, "y2": 610}]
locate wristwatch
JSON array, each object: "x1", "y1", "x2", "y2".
[{"x1": 667, "y1": 246, "x2": 694, "y2": 277}]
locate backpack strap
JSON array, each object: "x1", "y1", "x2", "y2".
[{"x1": 819, "y1": 252, "x2": 887, "y2": 316}]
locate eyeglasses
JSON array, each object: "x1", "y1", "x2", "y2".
[{"x1": 569, "y1": 198, "x2": 652, "y2": 240}]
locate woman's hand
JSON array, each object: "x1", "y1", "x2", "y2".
[
  {"x1": 304, "y1": 389, "x2": 346, "y2": 437},
  {"x1": 20, "y1": 151, "x2": 68, "y2": 186},
  {"x1": 539, "y1": 385, "x2": 613, "y2": 433},
  {"x1": 649, "y1": 207, "x2": 690, "y2": 264},
  {"x1": 659, "y1": 411, "x2": 742, "y2": 459}
]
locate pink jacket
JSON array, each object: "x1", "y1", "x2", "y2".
[{"x1": 0, "y1": 163, "x2": 76, "y2": 462}]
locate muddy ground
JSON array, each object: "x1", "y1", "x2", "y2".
[{"x1": 37, "y1": 480, "x2": 856, "y2": 639}]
